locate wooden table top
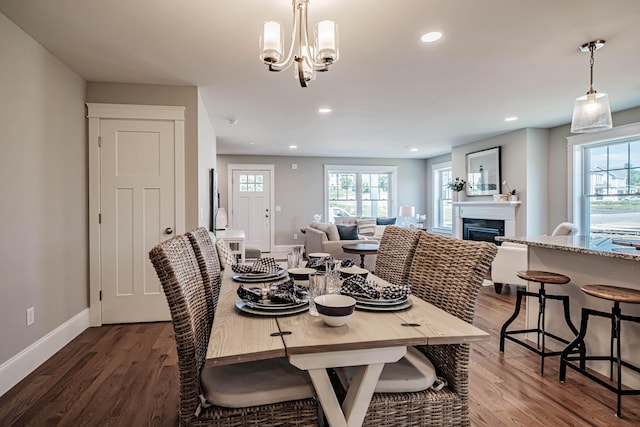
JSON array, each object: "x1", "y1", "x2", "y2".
[
  {"x1": 342, "y1": 243, "x2": 380, "y2": 254},
  {"x1": 206, "y1": 268, "x2": 489, "y2": 367}
]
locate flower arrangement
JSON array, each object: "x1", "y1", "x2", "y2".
[
  {"x1": 447, "y1": 177, "x2": 467, "y2": 192},
  {"x1": 502, "y1": 180, "x2": 517, "y2": 195}
]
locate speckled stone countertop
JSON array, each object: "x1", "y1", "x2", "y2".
[{"x1": 496, "y1": 235, "x2": 640, "y2": 262}]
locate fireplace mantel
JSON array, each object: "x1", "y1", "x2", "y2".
[{"x1": 452, "y1": 201, "x2": 521, "y2": 239}]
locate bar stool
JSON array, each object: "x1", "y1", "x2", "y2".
[
  {"x1": 500, "y1": 270, "x2": 580, "y2": 375},
  {"x1": 560, "y1": 284, "x2": 640, "y2": 417}
]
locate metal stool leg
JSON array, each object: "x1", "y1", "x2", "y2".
[
  {"x1": 500, "y1": 288, "x2": 526, "y2": 352},
  {"x1": 539, "y1": 285, "x2": 547, "y2": 375}
]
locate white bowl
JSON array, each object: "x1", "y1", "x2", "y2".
[
  {"x1": 314, "y1": 294, "x2": 356, "y2": 327},
  {"x1": 320, "y1": 314, "x2": 352, "y2": 327}
]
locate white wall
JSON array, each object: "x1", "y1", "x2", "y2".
[
  {"x1": 0, "y1": 13, "x2": 87, "y2": 365},
  {"x1": 197, "y1": 90, "x2": 217, "y2": 228}
]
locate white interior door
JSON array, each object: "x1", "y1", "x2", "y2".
[
  {"x1": 100, "y1": 119, "x2": 175, "y2": 323},
  {"x1": 231, "y1": 169, "x2": 272, "y2": 252}
]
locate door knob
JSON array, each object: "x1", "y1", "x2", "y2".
[{"x1": 164, "y1": 227, "x2": 173, "y2": 235}]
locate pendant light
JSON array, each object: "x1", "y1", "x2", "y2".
[{"x1": 570, "y1": 40, "x2": 612, "y2": 133}]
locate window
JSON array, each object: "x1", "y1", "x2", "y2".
[
  {"x1": 432, "y1": 162, "x2": 453, "y2": 231},
  {"x1": 238, "y1": 174, "x2": 264, "y2": 192},
  {"x1": 324, "y1": 165, "x2": 397, "y2": 223},
  {"x1": 569, "y1": 124, "x2": 640, "y2": 237}
]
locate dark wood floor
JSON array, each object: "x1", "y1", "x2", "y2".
[{"x1": 1, "y1": 286, "x2": 639, "y2": 426}]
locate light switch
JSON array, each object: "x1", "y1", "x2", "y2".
[{"x1": 275, "y1": 205, "x2": 281, "y2": 212}]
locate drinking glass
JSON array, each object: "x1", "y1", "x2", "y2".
[
  {"x1": 325, "y1": 259, "x2": 341, "y2": 294},
  {"x1": 308, "y1": 272, "x2": 327, "y2": 316},
  {"x1": 287, "y1": 253, "x2": 297, "y2": 269}
]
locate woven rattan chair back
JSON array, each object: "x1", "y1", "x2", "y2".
[
  {"x1": 149, "y1": 234, "x2": 212, "y2": 425},
  {"x1": 374, "y1": 226, "x2": 422, "y2": 287},
  {"x1": 187, "y1": 227, "x2": 222, "y2": 326},
  {"x1": 408, "y1": 232, "x2": 497, "y2": 323}
]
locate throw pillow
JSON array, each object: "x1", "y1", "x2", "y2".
[
  {"x1": 377, "y1": 217, "x2": 396, "y2": 225},
  {"x1": 215, "y1": 239, "x2": 236, "y2": 269},
  {"x1": 336, "y1": 224, "x2": 359, "y2": 240},
  {"x1": 356, "y1": 218, "x2": 376, "y2": 237}
]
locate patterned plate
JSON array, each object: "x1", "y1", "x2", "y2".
[
  {"x1": 232, "y1": 269, "x2": 287, "y2": 283},
  {"x1": 235, "y1": 300, "x2": 309, "y2": 316},
  {"x1": 355, "y1": 298, "x2": 413, "y2": 312},
  {"x1": 245, "y1": 298, "x2": 308, "y2": 310},
  {"x1": 352, "y1": 295, "x2": 409, "y2": 306}
]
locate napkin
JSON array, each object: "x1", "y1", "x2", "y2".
[
  {"x1": 236, "y1": 284, "x2": 263, "y2": 302},
  {"x1": 267, "y1": 279, "x2": 309, "y2": 304},
  {"x1": 340, "y1": 275, "x2": 410, "y2": 301},
  {"x1": 231, "y1": 257, "x2": 279, "y2": 274},
  {"x1": 305, "y1": 256, "x2": 331, "y2": 270},
  {"x1": 340, "y1": 259, "x2": 355, "y2": 268}
]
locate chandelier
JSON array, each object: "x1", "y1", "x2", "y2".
[
  {"x1": 570, "y1": 40, "x2": 612, "y2": 133},
  {"x1": 259, "y1": 0, "x2": 339, "y2": 87}
]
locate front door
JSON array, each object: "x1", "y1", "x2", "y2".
[
  {"x1": 100, "y1": 118, "x2": 176, "y2": 323},
  {"x1": 231, "y1": 169, "x2": 271, "y2": 252}
]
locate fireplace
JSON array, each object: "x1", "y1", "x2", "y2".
[
  {"x1": 452, "y1": 200, "x2": 521, "y2": 240},
  {"x1": 463, "y1": 218, "x2": 504, "y2": 244}
]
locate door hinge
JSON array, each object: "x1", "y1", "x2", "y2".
[
  {"x1": 99, "y1": 290, "x2": 102, "y2": 301},
  {"x1": 98, "y1": 136, "x2": 102, "y2": 147},
  {"x1": 98, "y1": 213, "x2": 102, "y2": 224}
]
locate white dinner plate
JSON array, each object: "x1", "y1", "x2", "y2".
[
  {"x1": 287, "y1": 267, "x2": 316, "y2": 279},
  {"x1": 355, "y1": 298, "x2": 413, "y2": 312},
  {"x1": 235, "y1": 299, "x2": 309, "y2": 316},
  {"x1": 308, "y1": 252, "x2": 331, "y2": 258}
]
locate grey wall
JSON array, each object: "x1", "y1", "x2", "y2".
[
  {"x1": 217, "y1": 155, "x2": 427, "y2": 247},
  {"x1": 0, "y1": 13, "x2": 87, "y2": 364},
  {"x1": 85, "y1": 82, "x2": 202, "y2": 231}
]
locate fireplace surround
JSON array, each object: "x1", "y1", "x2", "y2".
[{"x1": 452, "y1": 201, "x2": 521, "y2": 240}]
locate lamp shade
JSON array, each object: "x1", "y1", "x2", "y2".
[
  {"x1": 400, "y1": 206, "x2": 415, "y2": 217},
  {"x1": 571, "y1": 92, "x2": 612, "y2": 133}
]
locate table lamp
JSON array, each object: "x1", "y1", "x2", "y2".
[{"x1": 399, "y1": 205, "x2": 415, "y2": 227}]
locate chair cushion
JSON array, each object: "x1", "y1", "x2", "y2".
[
  {"x1": 201, "y1": 358, "x2": 315, "y2": 408},
  {"x1": 336, "y1": 224, "x2": 359, "y2": 240},
  {"x1": 336, "y1": 346, "x2": 436, "y2": 393},
  {"x1": 310, "y1": 221, "x2": 340, "y2": 241},
  {"x1": 376, "y1": 217, "x2": 396, "y2": 225},
  {"x1": 357, "y1": 218, "x2": 376, "y2": 236},
  {"x1": 215, "y1": 239, "x2": 236, "y2": 269}
]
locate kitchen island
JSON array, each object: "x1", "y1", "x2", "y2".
[{"x1": 497, "y1": 235, "x2": 640, "y2": 388}]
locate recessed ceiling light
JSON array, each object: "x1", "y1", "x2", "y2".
[
  {"x1": 249, "y1": 142, "x2": 254, "y2": 145},
  {"x1": 505, "y1": 116, "x2": 518, "y2": 122},
  {"x1": 410, "y1": 148, "x2": 419, "y2": 152},
  {"x1": 421, "y1": 32, "x2": 443, "y2": 43},
  {"x1": 289, "y1": 145, "x2": 297, "y2": 149},
  {"x1": 318, "y1": 108, "x2": 332, "y2": 113}
]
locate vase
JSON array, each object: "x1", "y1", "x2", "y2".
[{"x1": 452, "y1": 192, "x2": 458, "y2": 202}]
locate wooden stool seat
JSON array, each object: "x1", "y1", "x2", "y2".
[
  {"x1": 516, "y1": 270, "x2": 570, "y2": 285},
  {"x1": 581, "y1": 284, "x2": 640, "y2": 304}
]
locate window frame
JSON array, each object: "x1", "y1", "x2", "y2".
[
  {"x1": 567, "y1": 122, "x2": 640, "y2": 236},
  {"x1": 431, "y1": 161, "x2": 453, "y2": 234},
  {"x1": 324, "y1": 164, "x2": 397, "y2": 222}
]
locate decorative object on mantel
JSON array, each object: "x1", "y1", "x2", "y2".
[
  {"x1": 466, "y1": 147, "x2": 500, "y2": 197},
  {"x1": 570, "y1": 39, "x2": 612, "y2": 133},
  {"x1": 502, "y1": 180, "x2": 519, "y2": 201},
  {"x1": 259, "y1": 0, "x2": 339, "y2": 88},
  {"x1": 493, "y1": 194, "x2": 509, "y2": 201},
  {"x1": 447, "y1": 177, "x2": 467, "y2": 202}
]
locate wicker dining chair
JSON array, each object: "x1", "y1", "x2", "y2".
[
  {"x1": 374, "y1": 226, "x2": 422, "y2": 287},
  {"x1": 187, "y1": 227, "x2": 222, "y2": 326},
  {"x1": 149, "y1": 234, "x2": 320, "y2": 427},
  {"x1": 356, "y1": 232, "x2": 497, "y2": 426}
]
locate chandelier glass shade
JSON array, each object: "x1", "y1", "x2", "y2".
[
  {"x1": 570, "y1": 40, "x2": 612, "y2": 133},
  {"x1": 260, "y1": 0, "x2": 338, "y2": 87}
]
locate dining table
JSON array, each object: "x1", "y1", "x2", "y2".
[{"x1": 206, "y1": 265, "x2": 490, "y2": 427}]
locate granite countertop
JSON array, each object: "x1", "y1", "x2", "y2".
[{"x1": 496, "y1": 235, "x2": 640, "y2": 262}]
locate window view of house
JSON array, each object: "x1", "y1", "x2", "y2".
[{"x1": 584, "y1": 139, "x2": 640, "y2": 237}]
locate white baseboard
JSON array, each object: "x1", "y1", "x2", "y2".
[{"x1": 0, "y1": 308, "x2": 90, "y2": 397}]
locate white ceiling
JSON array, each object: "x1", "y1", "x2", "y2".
[{"x1": 2, "y1": 0, "x2": 640, "y2": 159}]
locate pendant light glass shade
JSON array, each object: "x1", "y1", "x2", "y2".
[
  {"x1": 570, "y1": 39, "x2": 612, "y2": 133},
  {"x1": 571, "y1": 92, "x2": 612, "y2": 133}
]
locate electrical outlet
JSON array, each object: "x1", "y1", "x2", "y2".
[
  {"x1": 26, "y1": 307, "x2": 35, "y2": 326},
  {"x1": 293, "y1": 233, "x2": 298, "y2": 240}
]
